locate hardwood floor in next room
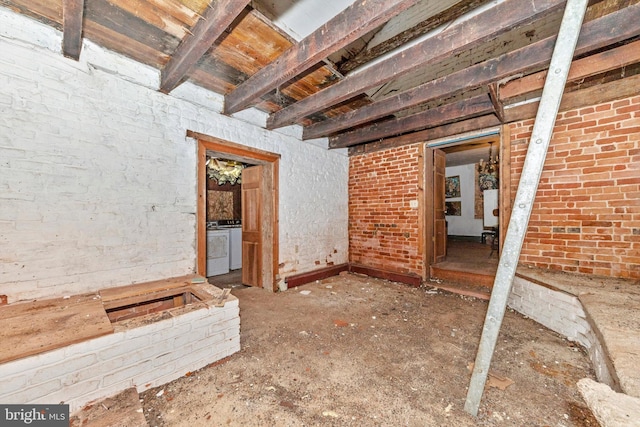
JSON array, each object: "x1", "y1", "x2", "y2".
[
  {"x1": 208, "y1": 269, "x2": 246, "y2": 289},
  {"x1": 430, "y1": 238, "x2": 499, "y2": 295}
]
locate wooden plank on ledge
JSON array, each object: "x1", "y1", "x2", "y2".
[
  {"x1": 215, "y1": 288, "x2": 231, "y2": 307},
  {"x1": 0, "y1": 294, "x2": 113, "y2": 364},
  {"x1": 99, "y1": 275, "x2": 198, "y2": 303}
]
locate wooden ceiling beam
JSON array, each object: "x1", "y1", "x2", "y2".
[
  {"x1": 160, "y1": 0, "x2": 251, "y2": 94},
  {"x1": 329, "y1": 94, "x2": 494, "y2": 149},
  {"x1": 347, "y1": 115, "x2": 501, "y2": 156},
  {"x1": 223, "y1": 0, "x2": 418, "y2": 115},
  {"x1": 487, "y1": 84, "x2": 504, "y2": 123},
  {"x1": 303, "y1": 3, "x2": 640, "y2": 140},
  {"x1": 266, "y1": 0, "x2": 565, "y2": 130},
  {"x1": 338, "y1": 0, "x2": 492, "y2": 75},
  {"x1": 503, "y1": 72, "x2": 640, "y2": 123},
  {"x1": 62, "y1": 0, "x2": 85, "y2": 60},
  {"x1": 500, "y1": 38, "x2": 640, "y2": 100}
]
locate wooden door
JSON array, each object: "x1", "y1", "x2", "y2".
[
  {"x1": 241, "y1": 165, "x2": 263, "y2": 287},
  {"x1": 433, "y1": 149, "x2": 447, "y2": 263}
]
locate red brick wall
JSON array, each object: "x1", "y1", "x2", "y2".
[
  {"x1": 348, "y1": 95, "x2": 639, "y2": 281},
  {"x1": 510, "y1": 95, "x2": 640, "y2": 279},
  {"x1": 349, "y1": 144, "x2": 423, "y2": 276}
]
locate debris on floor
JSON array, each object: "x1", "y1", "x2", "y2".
[
  {"x1": 129, "y1": 273, "x2": 595, "y2": 426},
  {"x1": 70, "y1": 388, "x2": 146, "y2": 427},
  {"x1": 467, "y1": 362, "x2": 515, "y2": 391}
]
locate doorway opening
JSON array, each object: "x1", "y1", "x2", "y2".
[
  {"x1": 425, "y1": 128, "x2": 510, "y2": 291},
  {"x1": 190, "y1": 131, "x2": 280, "y2": 292}
]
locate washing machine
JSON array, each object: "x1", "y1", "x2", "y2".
[{"x1": 206, "y1": 229, "x2": 230, "y2": 276}]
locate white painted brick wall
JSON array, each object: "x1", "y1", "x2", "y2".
[
  {"x1": 0, "y1": 8, "x2": 348, "y2": 302},
  {"x1": 0, "y1": 299, "x2": 240, "y2": 413},
  {"x1": 508, "y1": 276, "x2": 616, "y2": 389}
]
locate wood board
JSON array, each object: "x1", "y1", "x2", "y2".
[
  {"x1": 0, "y1": 294, "x2": 114, "y2": 364},
  {"x1": 98, "y1": 274, "x2": 199, "y2": 303}
]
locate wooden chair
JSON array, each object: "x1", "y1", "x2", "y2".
[
  {"x1": 489, "y1": 209, "x2": 499, "y2": 257},
  {"x1": 489, "y1": 226, "x2": 499, "y2": 257}
]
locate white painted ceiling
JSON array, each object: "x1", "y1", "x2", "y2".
[{"x1": 445, "y1": 146, "x2": 491, "y2": 167}]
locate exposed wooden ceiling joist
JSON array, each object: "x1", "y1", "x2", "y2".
[
  {"x1": 266, "y1": 0, "x2": 565, "y2": 130},
  {"x1": 3, "y1": 0, "x2": 638, "y2": 156},
  {"x1": 503, "y1": 72, "x2": 640, "y2": 123},
  {"x1": 329, "y1": 94, "x2": 494, "y2": 148},
  {"x1": 62, "y1": 0, "x2": 84, "y2": 60},
  {"x1": 347, "y1": 114, "x2": 501, "y2": 156},
  {"x1": 223, "y1": 0, "x2": 418, "y2": 115},
  {"x1": 302, "y1": 4, "x2": 640, "y2": 140},
  {"x1": 487, "y1": 83, "x2": 505, "y2": 123},
  {"x1": 159, "y1": 0, "x2": 251, "y2": 94},
  {"x1": 348, "y1": 63, "x2": 640, "y2": 156},
  {"x1": 500, "y1": 38, "x2": 640, "y2": 100},
  {"x1": 337, "y1": 0, "x2": 492, "y2": 74}
]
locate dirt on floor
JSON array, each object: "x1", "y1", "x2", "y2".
[{"x1": 139, "y1": 272, "x2": 598, "y2": 427}]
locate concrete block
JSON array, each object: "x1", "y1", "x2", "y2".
[{"x1": 578, "y1": 378, "x2": 640, "y2": 427}]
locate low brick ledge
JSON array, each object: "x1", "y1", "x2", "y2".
[
  {"x1": 512, "y1": 267, "x2": 640, "y2": 402},
  {"x1": 0, "y1": 276, "x2": 241, "y2": 413}
]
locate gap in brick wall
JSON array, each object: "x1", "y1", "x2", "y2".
[{"x1": 105, "y1": 290, "x2": 202, "y2": 323}]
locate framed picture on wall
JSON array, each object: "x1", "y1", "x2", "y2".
[
  {"x1": 445, "y1": 175, "x2": 461, "y2": 198},
  {"x1": 445, "y1": 201, "x2": 462, "y2": 216}
]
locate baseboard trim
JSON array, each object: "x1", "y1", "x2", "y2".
[
  {"x1": 284, "y1": 263, "x2": 423, "y2": 289},
  {"x1": 348, "y1": 264, "x2": 422, "y2": 287},
  {"x1": 285, "y1": 264, "x2": 349, "y2": 289}
]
